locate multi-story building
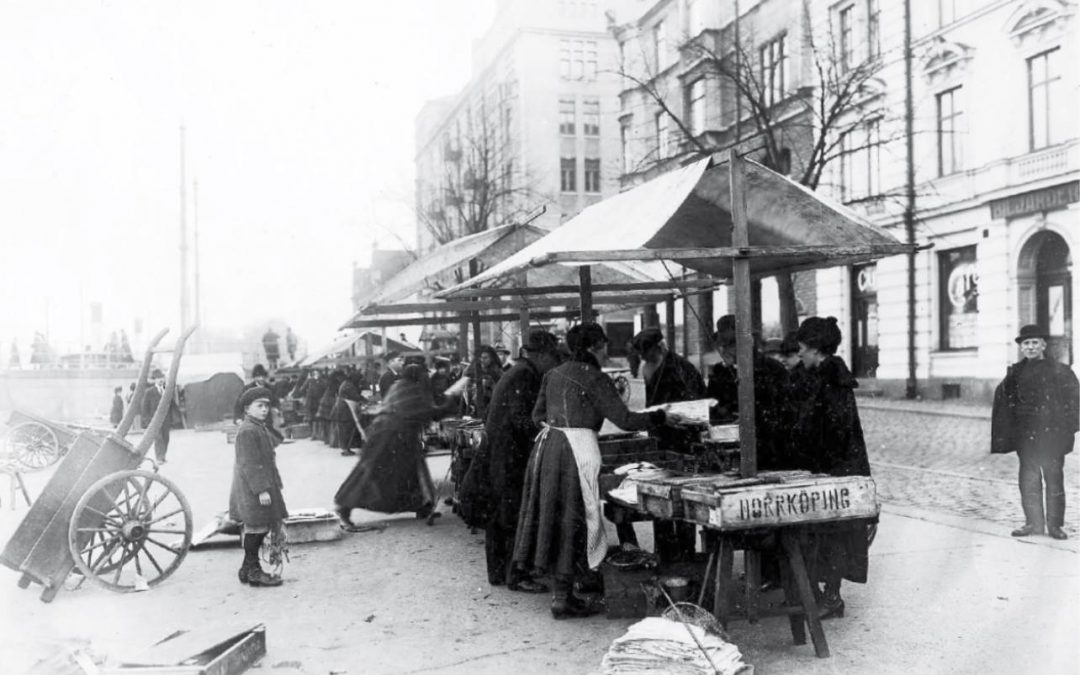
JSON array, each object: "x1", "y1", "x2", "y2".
[
  {"x1": 611, "y1": 0, "x2": 1078, "y2": 401},
  {"x1": 414, "y1": 0, "x2": 625, "y2": 253}
]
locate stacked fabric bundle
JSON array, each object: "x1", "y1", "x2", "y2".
[{"x1": 600, "y1": 617, "x2": 753, "y2": 675}]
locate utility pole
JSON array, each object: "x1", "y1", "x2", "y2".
[
  {"x1": 903, "y1": 0, "x2": 918, "y2": 399},
  {"x1": 179, "y1": 126, "x2": 190, "y2": 332},
  {"x1": 194, "y1": 178, "x2": 201, "y2": 351}
]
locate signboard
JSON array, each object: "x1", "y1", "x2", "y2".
[
  {"x1": 682, "y1": 475, "x2": 879, "y2": 530},
  {"x1": 989, "y1": 181, "x2": 1079, "y2": 220}
]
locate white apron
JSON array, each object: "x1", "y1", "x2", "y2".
[{"x1": 539, "y1": 426, "x2": 608, "y2": 570}]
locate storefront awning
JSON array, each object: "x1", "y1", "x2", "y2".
[{"x1": 438, "y1": 157, "x2": 910, "y2": 295}]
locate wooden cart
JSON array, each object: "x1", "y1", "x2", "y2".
[
  {"x1": 0, "y1": 327, "x2": 197, "y2": 602},
  {"x1": 4, "y1": 409, "x2": 82, "y2": 471}
]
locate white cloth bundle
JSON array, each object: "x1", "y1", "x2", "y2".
[{"x1": 600, "y1": 618, "x2": 752, "y2": 675}]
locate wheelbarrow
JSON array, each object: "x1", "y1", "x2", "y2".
[{"x1": 0, "y1": 326, "x2": 198, "y2": 602}]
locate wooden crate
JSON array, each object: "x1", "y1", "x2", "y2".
[
  {"x1": 682, "y1": 474, "x2": 880, "y2": 531},
  {"x1": 600, "y1": 563, "x2": 655, "y2": 619},
  {"x1": 599, "y1": 435, "x2": 658, "y2": 461},
  {"x1": 636, "y1": 475, "x2": 724, "y2": 519}
]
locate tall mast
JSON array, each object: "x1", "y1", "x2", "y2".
[{"x1": 179, "y1": 125, "x2": 190, "y2": 331}]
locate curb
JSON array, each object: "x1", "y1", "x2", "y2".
[
  {"x1": 858, "y1": 400, "x2": 991, "y2": 420},
  {"x1": 880, "y1": 502, "x2": 1078, "y2": 553}
]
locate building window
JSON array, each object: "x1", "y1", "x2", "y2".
[
  {"x1": 838, "y1": 4, "x2": 854, "y2": 73},
  {"x1": 584, "y1": 158, "x2": 601, "y2": 193},
  {"x1": 560, "y1": 157, "x2": 577, "y2": 192},
  {"x1": 936, "y1": 87, "x2": 963, "y2": 176},
  {"x1": 583, "y1": 99, "x2": 600, "y2": 136},
  {"x1": 840, "y1": 119, "x2": 881, "y2": 202},
  {"x1": 867, "y1": 0, "x2": 880, "y2": 59},
  {"x1": 653, "y1": 20, "x2": 667, "y2": 72},
  {"x1": 560, "y1": 40, "x2": 598, "y2": 81},
  {"x1": 759, "y1": 34, "x2": 787, "y2": 107},
  {"x1": 559, "y1": 98, "x2": 576, "y2": 136},
  {"x1": 937, "y1": 0, "x2": 956, "y2": 28},
  {"x1": 687, "y1": 79, "x2": 707, "y2": 137},
  {"x1": 939, "y1": 246, "x2": 978, "y2": 350},
  {"x1": 1028, "y1": 48, "x2": 1060, "y2": 151},
  {"x1": 654, "y1": 111, "x2": 669, "y2": 159}
]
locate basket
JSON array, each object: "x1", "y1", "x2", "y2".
[{"x1": 661, "y1": 602, "x2": 728, "y2": 639}]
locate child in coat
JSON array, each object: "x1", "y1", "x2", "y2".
[{"x1": 229, "y1": 387, "x2": 288, "y2": 587}]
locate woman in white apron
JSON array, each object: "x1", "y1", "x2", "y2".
[{"x1": 511, "y1": 323, "x2": 673, "y2": 619}]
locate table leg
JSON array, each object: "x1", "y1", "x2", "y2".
[
  {"x1": 16, "y1": 472, "x2": 31, "y2": 507},
  {"x1": 698, "y1": 537, "x2": 717, "y2": 607},
  {"x1": 713, "y1": 536, "x2": 734, "y2": 628},
  {"x1": 781, "y1": 531, "x2": 829, "y2": 658},
  {"x1": 779, "y1": 557, "x2": 806, "y2": 645},
  {"x1": 745, "y1": 550, "x2": 761, "y2": 624}
]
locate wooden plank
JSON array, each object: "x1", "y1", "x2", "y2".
[
  {"x1": 531, "y1": 243, "x2": 913, "y2": 265},
  {"x1": 344, "y1": 310, "x2": 592, "y2": 329},
  {"x1": 360, "y1": 293, "x2": 676, "y2": 315},
  {"x1": 684, "y1": 476, "x2": 879, "y2": 530},
  {"x1": 439, "y1": 279, "x2": 721, "y2": 299},
  {"x1": 782, "y1": 532, "x2": 830, "y2": 658}
]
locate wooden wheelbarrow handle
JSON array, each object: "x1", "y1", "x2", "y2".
[
  {"x1": 114, "y1": 328, "x2": 169, "y2": 439},
  {"x1": 134, "y1": 325, "x2": 198, "y2": 456}
]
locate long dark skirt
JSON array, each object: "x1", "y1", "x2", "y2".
[
  {"x1": 334, "y1": 415, "x2": 430, "y2": 514},
  {"x1": 808, "y1": 519, "x2": 872, "y2": 586},
  {"x1": 511, "y1": 432, "x2": 587, "y2": 580}
]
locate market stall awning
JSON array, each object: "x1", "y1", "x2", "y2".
[
  {"x1": 438, "y1": 157, "x2": 910, "y2": 295},
  {"x1": 298, "y1": 331, "x2": 419, "y2": 366}
]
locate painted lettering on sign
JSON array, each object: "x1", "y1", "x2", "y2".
[
  {"x1": 989, "y1": 181, "x2": 1079, "y2": 220},
  {"x1": 737, "y1": 487, "x2": 852, "y2": 520}
]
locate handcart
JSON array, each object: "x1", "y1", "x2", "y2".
[
  {"x1": 4, "y1": 409, "x2": 82, "y2": 471},
  {"x1": 0, "y1": 327, "x2": 197, "y2": 602}
]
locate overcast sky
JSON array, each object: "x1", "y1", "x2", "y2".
[{"x1": 0, "y1": 0, "x2": 495, "y2": 355}]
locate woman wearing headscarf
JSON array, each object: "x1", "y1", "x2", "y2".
[
  {"x1": 465, "y1": 345, "x2": 503, "y2": 419},
  {"x1": 334, "y1": 364, "x2": 464, "y2": 527},
  {"x1": 317, "y1": 370, "x2": 343, "y2": 446},
  {"x1": 511, "y1": 323, "x2": 677, "y2": 619},
  {"x1": 789, "y1": 316, "x2": 873, "y2": 620},
  {"x1": 331, "y1": 374, "x2": 364, "y2": 456}
]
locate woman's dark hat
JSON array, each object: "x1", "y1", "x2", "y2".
[
  {"x1": 795, "y1": 316, "x2": 842, "y2": 354},
  {"x1": 1015, "y1": 324, "x2": 1049, "y2": 343},
  {"x1": 251, "y1": 364, "x2": 268, "y2": 378},
  {"x1": 150, "y1": 368, "x2": 165, "y2": 380},
  {"x1": 239, "y1": 386, "x2": 272, "y2": 409},
  {"x1": 631, "y1": 327, "x2": 665, "y2": 354}
]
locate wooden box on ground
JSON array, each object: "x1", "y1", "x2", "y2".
[
  {"x1": 284, "y1": 423, "x2": 310, "y2": 440},
  {"x1": 600, "y1": 563, "x2": 655, "y2": 619},
  {"x1": 682, "y1": 473, "x2": 880, "y2": 531},
  {"x1": 283, "y1": 509, "x2": 342, "y2": 544},
  {"x1": 103, "y1": 624, "x2": 266, "y2": 675}
]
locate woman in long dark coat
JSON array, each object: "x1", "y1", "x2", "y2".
[
  {"x1": 331, "y1": 376, "x2": 363, "y2": 455},
  {"x1": 229, "y1": 387, "x2": 288, "y2": 587},
  {"x1": 512, "y1": 323, "x2": 671, "y2": 619},
  {"x1": 334, "y1": 365, "x2": 461, "y2": 526},
  {"x1": 317, "y1": 370, "x2": 343, "y2": 446},
  {"x1": 789, "y1": 316, "x2": 873, "y2": 619}
]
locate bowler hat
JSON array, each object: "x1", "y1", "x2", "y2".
[
  {"x1": 251, "y1": 364, "x2": 268, "y2": 378},
  {"x1": 150, "y1": 368, "x2": 165, "y2": 380},
  {"x1": 522, "y1": 329, "x2": 559, "y2": 354},
  {"x1": 1015, "y1": 324, "x2": 1050, "y2": 343}
]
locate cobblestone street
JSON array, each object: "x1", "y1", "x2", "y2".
[{"x1": 860, "y1": 404, "x2": 1080, "y2": 536}]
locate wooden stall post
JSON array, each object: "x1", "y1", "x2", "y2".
[
  {"x1": 665, "y1": 296, "x2": 676, "y2": 349},
  {"x1": 458, "y1": 320, "x2": 469, "y2": 359},
  {"x1": 470, "y1": 259, "x2": 482, "y2": 351},
  {"x1": 518, "y1": 306, "x2": 530, "y2": 342},
  {"x1": 729, "y1": 149, "x2": 757, "y2": 478},
  {"x1": 579, "y1": 265, "x2": 593, "y2": 323},
  {"x1": 380, "y1": 327, "x2": 388, "y2": 356}
]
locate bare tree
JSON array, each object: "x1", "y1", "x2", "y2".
[
  {"x1": 417, "y1": 90, "x2": 539, "y2": 247},
  {"x1": 615, "y1": 0, "x2": 905, "y2": 333}
]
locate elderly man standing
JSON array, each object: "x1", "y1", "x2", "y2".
[
  {"x1": 992, "y1": 324, "x2": 1078, "y2": 540},
  {"x1": 481, "y1": 330, "x2": 563, "y2": 593}
]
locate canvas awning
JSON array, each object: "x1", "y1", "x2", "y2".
[
  {"x1": 299, "y1": 331, "x2": 420, "y2": 366},
  {"x1": 155, "y1": 352, "x2": 245, "y2": 387},
  {"x1": 438, "y1": 156, "x2": 910, "y2": 296}
]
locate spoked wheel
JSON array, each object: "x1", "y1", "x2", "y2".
[
  {"x1": 613, "y1": 375, "x2": 631, "y2": 403},
  {"x1": 68, "y1": 469, "x2": 193, "y2": 593},
  {"x1": 7, "y1": 422, "x2": 61, "y2": 471}
]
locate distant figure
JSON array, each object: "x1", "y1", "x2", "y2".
[
  {"x1": 992, "y1": 324, "x2": 1079, "y2": 540},
  {"x1": 379, "y1": 351, "x2": 404, "y2": 400},
  {"x1": 109, "y1": 386, "x2": 124, "y2": 427},
  {"x1": 126, "y1": 382, "x2": 142, "y2": 431},
  {"x1": 285, "y1": 327, "x2": 298, "y2": 363},
  {"x1": 9, "y1": 339, "x2": 21, "y2": 369},
  {"x1": 141, "y1": 369, "x2": 179, "y2": 464},
  {"x1": 430, "y1": 358, "x2": 452, "y2": 405},
  {"x1": 119, "y1": 330, "x2": 134, "y2": 363},
  {"x1": 262, "y1": 328, "x2": 281, "y2": 370},
  {"x1": 31, "y1": 332, "x2": 51, "y2": 368},
  {"x1": 494, "y1": 343, "x2": 512, "y2": 372}
]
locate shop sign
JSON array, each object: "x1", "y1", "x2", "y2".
[
  {"x1": 990, "y1": 181, "x2": 1079, "y2": 220},
  {"x1": 855, "y1": 265, "x2": 876, "y2": 295}
]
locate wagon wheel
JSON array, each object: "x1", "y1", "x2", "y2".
[
  {"x1": 613, "y1": 375, "x2": 631, "y2": 403},
  {"x1": 7, "y1": 422, "x2": 62, "y2": 471},
  {"x1": 68, "y1": 469, "x2": 193, "y2": 593}
]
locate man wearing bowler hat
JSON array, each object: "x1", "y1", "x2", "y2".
[{"x1": 991, "y1": 324, "x2": 1079, "y2": 540}]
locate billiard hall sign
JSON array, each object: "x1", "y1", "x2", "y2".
[{"x1": 990, "y1": 181, "x2": 1079, "y2": 220}]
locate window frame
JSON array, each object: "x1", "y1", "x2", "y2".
[
  {"x1": 584, "y1": 158, "x2": 601, "y2": 193},
  {"x1": 938, "y1": 246, "x2": 979, "y2": 351},
  {"x1": 936, "y1": 86, "x2": 963, "y2": 176},
  {"x1": 687, "y1": 78, "x2": 707, "y2": 137},
  {"x1": 759, "y1": 33, "x2": 788, "y2": 107},
  {"x1": 582, "y1": 99, "x2": 601, "y2": 136},
  {"x1": 1027, "y1": 47, "x2": 1060, "y2": 151},
  {"x1": 838, "y1": 4, "x2": 854, "y2": 74},
  {"x1": 560, "y1": 157, "x2": 577, "y2": 193},
  {"x1": 559, "y1": 98, "x2": 577, "y2": 136}
]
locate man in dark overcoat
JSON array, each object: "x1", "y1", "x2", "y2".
[
  {"x1": 480, "y1": 330, "x2": 562, "y2": 592},
  {"x1": 141, "y1": 369, "x2": 179, "y2": 464},
  {"x1": 379, "y1": 351, "x2": 404, "y2": 400},
  {"x1": 991, "y1": 324, "x2": 1078, "y2": 540}
]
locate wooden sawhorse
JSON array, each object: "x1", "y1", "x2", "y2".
[
  {"x1": 0, "y1": 464, "x2": 32, "y2": 510},
  {"x1": 698, "y1": 527, "x2": 830, "y2": 658}
]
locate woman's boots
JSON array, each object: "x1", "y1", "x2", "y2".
[
  {"x1": 238, "y1": 532, "x2": 283, "y2": 587},
  {"x1": 551, "y1": 576, "x2": 600, "y2": 620}
]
